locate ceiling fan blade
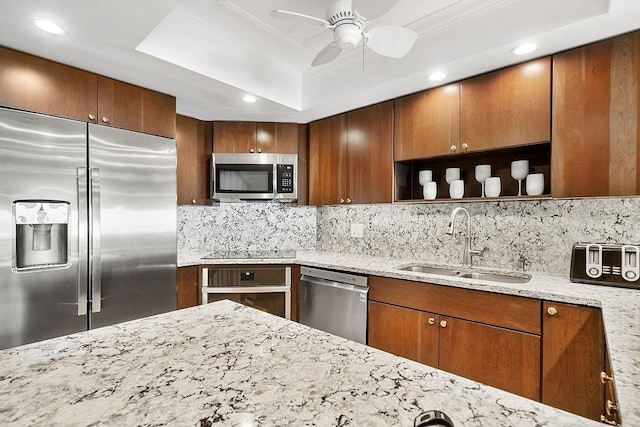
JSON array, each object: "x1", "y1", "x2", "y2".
[
  {"x1": 353, "y1": 0, "x2": 399, "y2": 20},
  {"x1": 367, "y1": 26, "x2": 417, "y2": 58},
  {"x1": 312, "y1": 43, "x2": 343, "y2": 66},
  {"x1": 271, "y1": 9, "x2": 329, "y2": 26}
]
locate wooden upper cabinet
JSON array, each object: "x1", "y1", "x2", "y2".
[
  {"x1": 142, "y1": 88, "x2": 176, "y2": 139},
  {"x1": 460, "y1": 57, "x2": 551, "y2": 152},
  {"x1": 0, "y1": 46, "x2": 97, "y2": 122},
  {"x1": 176, "y1": 115, "x2": 212, "y2": 205},
  {"x1": 309, "y1": 114, "x2": 347, "y2": 205},
  {"x1": 214, "y1": 121, "x2": 300, "y2": 153},
  {"x1": 542, "y1": 302, "x2": 605, "y2": 421},
  {"x1": 394, "y1": 84, "x2": 460, "y2": 160},
  {"x1": 346, "y1": 101, "x2": 393, "y2": 204},
  {"x1": 552, "y1": 31, "x2": 640, "y2": 197},
  {"x1": 97, "y1": 76, "x2": 143, "y2": 132}
]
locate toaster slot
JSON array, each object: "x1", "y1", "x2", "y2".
[
  {"x1": 621, "y1": 245, "x2": 639, "y2": 282},
  {"x1": 585, "y1": 244, "x2": 603, "y2": 279}
]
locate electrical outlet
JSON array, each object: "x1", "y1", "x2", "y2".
[{"x1": 350, "y1": 223, "x2": 364, "y2": 238}]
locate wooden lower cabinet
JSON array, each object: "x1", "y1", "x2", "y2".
[
  {"x1": 542, "y1": 301, "x2": 605, "y2": 421},
  {"x1": 439, "y1": 317, "x2": 540, "y2": 400},
  {"x1": 368, "y1": 301, "x2": 439, "y2": 367},
  {"x1": 177, "y1": 266, "x2": 200, "y2": 309}
]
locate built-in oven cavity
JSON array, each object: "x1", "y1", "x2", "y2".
[{"x1": 13, "y1": 200, "x2": 70, "y2": 271}]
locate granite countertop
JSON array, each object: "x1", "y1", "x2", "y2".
[
  {"x1": 180, "y1": 250, "x2": 640, "y2": 425},
  {"x1": 0, "y1": 300, "x2": 603, "y2": 426}
]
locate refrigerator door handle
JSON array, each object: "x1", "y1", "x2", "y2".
[
  {"x1": 76, "y1": 167, "x2": 88, "y2": 316},
  {"x1": 89, "y1": 168, "x2": 102, "y2": 314}
]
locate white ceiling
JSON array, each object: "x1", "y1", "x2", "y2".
[{"x1": 0, "y1": 0, "x2": 638, "y2": 123}]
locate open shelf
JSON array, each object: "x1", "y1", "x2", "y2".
[{"x1": 395, "y1": 142, "x2": 551, "y2": 202}]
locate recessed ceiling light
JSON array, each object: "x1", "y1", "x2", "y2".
[
  {"x1": 242, "y1": 95, "x2": 257, "y2": 103},
  {"x1": 428, "y1": 72, "x2": 446, "y2": 82},
  {"x1": 512, "y1": 42, "x2": 538, "y2": 56},
  {"x1": 35, "y1": 19, "x2": 64, "y2": 35}
]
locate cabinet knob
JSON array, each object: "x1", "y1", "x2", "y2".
[
  {"x1": 428, "y1": 317, "x2": 435, "y2": 325},
  {"x1": 88, "y1": 114, "x2": 96, "y2": 121},
  {"x1": 461, "y1": 143, "x2": 469, "y2": 151},
  {"x1": 101, "y1": 116, "x2": 110, "y2": 123},
  {"x1": 340, "y1": 198, "x2": 345, "y2": 204},
  {"x1": 440, "y1": 320, "x2": 447, "y2": 328},
  {"x1": 250, "y1": 148, "x2": 255, "y2": 153},
  {"x1": 346, "y1": 198, "x2": 352, "y2": 204},
  {"x1": 547, "y1": 306, "x2": 558, "y2": 316},
  {"x1": 450, "y1": 145, "x2": 457, "y2": 152},
  {"x1": 191, "y1": 199, "x2": 197, "y2": 204},
  {"x1": 257, "y1": 148, "x2": 262, "y2": 153}
]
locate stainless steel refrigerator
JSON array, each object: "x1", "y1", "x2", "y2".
[{"x1": 0, "y1": 107, "x2": 177, "y2": 350}]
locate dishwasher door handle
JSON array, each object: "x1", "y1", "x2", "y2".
[{"x1": 300, "y1": 276, "x2": 368, "y2": 293}]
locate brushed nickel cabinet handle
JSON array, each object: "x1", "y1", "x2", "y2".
[
  {"x1": 461, "y1": 143, "x2": 469, "y2": 151},
  {"x1": 450, "y1": 145, "x2": 457, "y2": 152},
  {"x1": 101, "y1": 116, "x2": 109, "y2": 123},
  {"x1": 88, "y1": 114, "x2": 96, "y2": 121},
  {"x1": 340, "y1": 198, "x2": 345, "y2": 204},
  {"x1": 346, "y1": 198, "x2": 352, "y2": 204}
]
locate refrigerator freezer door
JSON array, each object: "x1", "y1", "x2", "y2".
[
  {"x1": 88, "y1": 125, "x2": 176, "y2": 328},
  {"x1": 0, "y1": 108, "x2": 88, "y2": 349}
]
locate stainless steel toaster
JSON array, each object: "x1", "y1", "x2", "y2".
[{"x1": 570, "y1": 243, "x2": 640, "y2": 289}]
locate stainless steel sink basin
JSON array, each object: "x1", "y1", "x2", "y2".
[{"x1": 397, "y1": 265, "x2": 531, "y2": 284}]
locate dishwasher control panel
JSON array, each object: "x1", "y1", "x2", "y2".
[{"x1": 300, "y1": 266, "x2": 368, "y2": 287}]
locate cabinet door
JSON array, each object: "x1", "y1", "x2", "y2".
[
  {"x1": 346, "y1": 101, "x2": 393, "y2": 204},
  {"x1": 552, "y1": 31, "x2": 640, "y2": 197},
  {"x1": 0, "y1": 46, "x2": 97, "y2": 122},
  {"x1": 394, "y1": 84, "x2": 460, "y2": 160},
  {"x1": 460, "y1": 57, "x2": 551, "y2": 152},
  {"x1": 213, "y1": 121, "x2": 256, "y2": 153},
  {"x1": 368, "y1": 301, "x2": 439, "y2": 367},
  {"x1": 309, "y1": 114, "x2": 347, "y2": 205},
  {"x1": 274, "y1": 123, "x2": 300, "y2": 154},
  {"x1": 439, "y1": 317, "x2": 541, "y2": 401},
  {"x1": 542, "y1": 302, "x2": 604, "y2": 421},
  {"x1": 177, "y1": 266, "x2": 200, "y2": 309},
  {"x1": 142, "y1": 88, "x2": 176, "y2": 138},
  {"x1": 176, "y1": 115, "x2": 213, "y2": 205},
  {"x1": 97, "y1": 76, "x2": 143, "y2": 132}
]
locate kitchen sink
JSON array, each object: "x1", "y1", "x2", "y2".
[{"x1": 397, "y1": 265, "x2": 531, "y2": 284}]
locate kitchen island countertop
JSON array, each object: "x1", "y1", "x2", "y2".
[
  {"x1": 0, "y1": 300, "x2": 602, "y2": 426},
  {"x1": 180, "y1": 250, "x2": 640, "y2": 425}
]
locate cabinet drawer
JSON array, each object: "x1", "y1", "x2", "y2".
[{"x1": 369, "y1": 276, "x2": 541, "y2": 334}]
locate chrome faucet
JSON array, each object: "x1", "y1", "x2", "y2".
[{"x1": 446, "y1": 207, "x2": 481, "y2": 266}]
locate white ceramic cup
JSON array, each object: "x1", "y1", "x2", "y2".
[
  {"x1": 485, "y1": 176, "x2": 501, "y2": 197},
  {"x1": 445, "y1": 168, "x2": 461, "y2": 184},
  {"x1": 526, "y1": 173, "x2": 544, "y2": 196},
  {"x1": 449, "y1": 179, "x2": 464, "y2": 199},
  {"x1": 419, "y1": 170, "x2": 433, "y2": 186},
  {"x1": 423, "y1": 181, "x2": 437, "y2": 200}
]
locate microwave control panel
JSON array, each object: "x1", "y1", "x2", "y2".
[{"x1": 277, "y1": 164, "x2": 295, "y2": 194}]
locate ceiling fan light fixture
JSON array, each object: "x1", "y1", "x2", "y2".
[
  {"x1": 34, "y1": 19, "x2": 64, "y2": 35},
  {"x1": 511, "y1": 42, "x2": 538, "y2": 55},
  {"x1": 334, "y1": 24, "x2": 362, "y2": 50},
  {"x1": 428, "y1": 71, "x2": 446, "y2": 82}
]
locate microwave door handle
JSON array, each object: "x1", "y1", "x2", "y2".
[{"x1": 89, "y1": 168, "x2": 102, "y2": 314}]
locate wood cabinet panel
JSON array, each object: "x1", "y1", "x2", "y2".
[
  {"x1": 0, "y1": 46, "x2": 97, "y2": 122},
  {"x1": 439, "y1": 317, "x2": 540, "y2": 400},
  {"x1": 177, "y1": 266, "x2": 200, "y2": 309},
  {"x1": 142, "y1": 88, "x2": 176, "y2": 138},
  {"x1": 213, "y1": 121, "x2": 256, "y2": 153},
  {"x1": 97, "y1": 76, "x2": 143, "y2": 132},
  {"x1": 394, "y1": 84, "x2": 460, "y2": 160},
  {"x1": 309, "y1": 114, "x2": 347, "y2": 205},
  {"x1": 542, "y1": 302, "x2": 605, "y2": 421},
  {"x1": 369, "y1": 276, "x2": 541, "y2": 334},
  {"x1": 297, "y1": 124, "x2": 310, "y2": 205},
  {"x1": 347, "y1": 101, "x2": 393, "y2": 204},
  {"x1": 176, "y1": 115, "x2": 213, "y2": 205},
  {"x1": 256, "y1": 122, "x2": 276, "y2": 153},
  {"x1": 369, "y1": 301, "x2": 439, "y2": 367},
  {"x1": 552, "y1": 31, "x2": 640, "y2": 197},
  {"x1": 274, "y1": 123, "x2": 301, "y2": 154},
  {"x1": 460, "y1": 57, "x2": 551, "y2": 152}
]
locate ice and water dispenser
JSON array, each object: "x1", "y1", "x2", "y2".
[{"x1": 13, "y1": 201, "x2": 70, "y2": 270}]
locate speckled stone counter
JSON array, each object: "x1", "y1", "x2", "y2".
[
  {"x1": 0, "y1": 300, "x2": 602, "y2": 426},
  {"x1": 180, "y1": 250, "x2": 640, "y2": 425}
]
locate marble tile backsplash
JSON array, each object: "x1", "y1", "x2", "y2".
[
  {"x1": 316, "y1": 198, "x2": 640, "y2": 275},
  {"x1": 178, "y1": 203, "x2": 317, "y2": 253}
]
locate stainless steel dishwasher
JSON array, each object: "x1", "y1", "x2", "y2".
[{"x1": 299, "y1": 266, "x2": 368, "y2": 344}]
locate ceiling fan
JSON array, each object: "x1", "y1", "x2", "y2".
[{"x1": 272, "y1": 0, "x2": 418, "y2": 66}]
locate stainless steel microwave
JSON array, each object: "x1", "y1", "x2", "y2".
[{"x1": 211, "y1": 153, "x2": 298, "y2": 202}]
